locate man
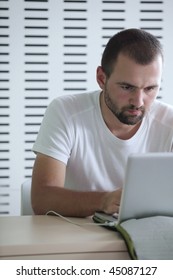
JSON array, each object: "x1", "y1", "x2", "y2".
[{"x1": 31, "y1": 28, "x2": 173, "y2": 217}]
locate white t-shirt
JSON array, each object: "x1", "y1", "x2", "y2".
[{"x1": 33, "y1": 90, "x2": 173, "y2": 192}]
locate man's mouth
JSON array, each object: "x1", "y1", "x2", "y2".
[{"x1": 126, "y1": 109, "x2": 142, "y2": 116}]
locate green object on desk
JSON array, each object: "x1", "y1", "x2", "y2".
[
  {"x1": 117, "y1": 216, "x2": 173, "y2": 260},
  {"x1": 93, "y1": 215, "x2": 173, "y2": 260}
]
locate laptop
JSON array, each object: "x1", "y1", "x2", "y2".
[{"x1": 93, "y1": 152, "x2": 173, "y2": 226}]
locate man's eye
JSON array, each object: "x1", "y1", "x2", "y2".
[
  {"x1": 145, "y1": 86, "x2": 156, "y2": 93},
  {"x1": 121, "y1": 85, "x2": 133, "y2": 91},
  {"x1": 144, "y1": 87, "x2": 156, "y2": 94}
]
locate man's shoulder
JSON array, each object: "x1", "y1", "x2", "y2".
[
  {"x1": 150, "y1": 99, "x2": 173, "y2": 123},
  {"x1": 54, "y1": 90, "x2": 99, "y2": 104},
  {"x1": 152, "y1": 99, "x2": 173, "y2": 112},
  {"x1": 52, "y1": 90, "x2": 100, "y2": 115}
]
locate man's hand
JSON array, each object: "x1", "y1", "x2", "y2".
[{"x1": 101, "y1": 188, "x2": 122, "y2": 214}]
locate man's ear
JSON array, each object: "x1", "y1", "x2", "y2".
[{"x1": 96, "y1": 66, "x2": 106, "y2": 89}]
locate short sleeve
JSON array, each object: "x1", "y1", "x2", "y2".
[{"x1": 32, "y1": 98, "x2": 74, "y2": 164}]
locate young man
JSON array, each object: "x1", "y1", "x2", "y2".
[{"x1": 31, "y1": 28, "x2": 173, "y2": 217}]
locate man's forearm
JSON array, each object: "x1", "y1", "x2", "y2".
[{"x1": 31, "y1": 185, "x2": 107, "y2": 217}]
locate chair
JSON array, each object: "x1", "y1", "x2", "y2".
[{"x1": 21, "y1": 179, "x2": 34, "y2": 215}]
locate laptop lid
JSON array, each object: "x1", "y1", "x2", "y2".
[
  {"x1": 118, "y1": 152, "x2": 173, "y2": 223},
  {"x1": 93, "y1": 152, "x2": 173, "y2": 225}
]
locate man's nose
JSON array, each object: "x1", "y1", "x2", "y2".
[{"x1": 129, "y1": 89, "x2": 144, "y2": 108}]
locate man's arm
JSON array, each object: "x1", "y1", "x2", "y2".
[{"x1": 31, "y1": 153, "x2": 121, "y2": 217}]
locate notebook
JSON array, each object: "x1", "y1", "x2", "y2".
[{"x1": 93, "y1": 152, "x2": 173, "y2": 226}]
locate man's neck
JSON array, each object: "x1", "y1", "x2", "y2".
[{"x1": 100, "y1": 92, "x2": 142, "y2": 140}]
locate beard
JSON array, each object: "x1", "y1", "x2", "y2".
[{"x1": 104, "y1": 88, "x2": 145, "y2": 125}]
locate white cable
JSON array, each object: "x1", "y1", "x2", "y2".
[{"x1": 46, "y1": 210, "x2": 117, "y2": 227}]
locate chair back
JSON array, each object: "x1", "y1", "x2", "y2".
[{"x1": 21, "y1": 179, "x2": 34, "y2": 215}]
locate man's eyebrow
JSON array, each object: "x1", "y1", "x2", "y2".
[
  {"x1": 116, "y1": 82, "x2": 159, "y2": 88},
  {"x1": 116, "y1": 82, "x2": 135, "y2": 87}
]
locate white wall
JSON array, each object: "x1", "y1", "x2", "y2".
[{"x1": 0, "y1": 0, "x2": 173, "y2": 215}]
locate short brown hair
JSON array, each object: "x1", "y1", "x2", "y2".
[{"x1": 101, "y1": 28, "x2": 163, "y2": 77}]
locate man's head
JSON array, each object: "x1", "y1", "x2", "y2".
[
  {"x1": 97, "y1": 29, "x2": 163, "y2": 127},
  {"x1": 101, "y1": 28, "x2": 163, "y2": 78}
]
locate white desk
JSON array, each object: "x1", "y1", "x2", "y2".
[{"x1": 0, "y1": 215, "x2": 130, "y2": 260}]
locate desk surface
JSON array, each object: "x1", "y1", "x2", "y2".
[{"x1": 0, "y1": 215, "x2": 130, "y2": 260}]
